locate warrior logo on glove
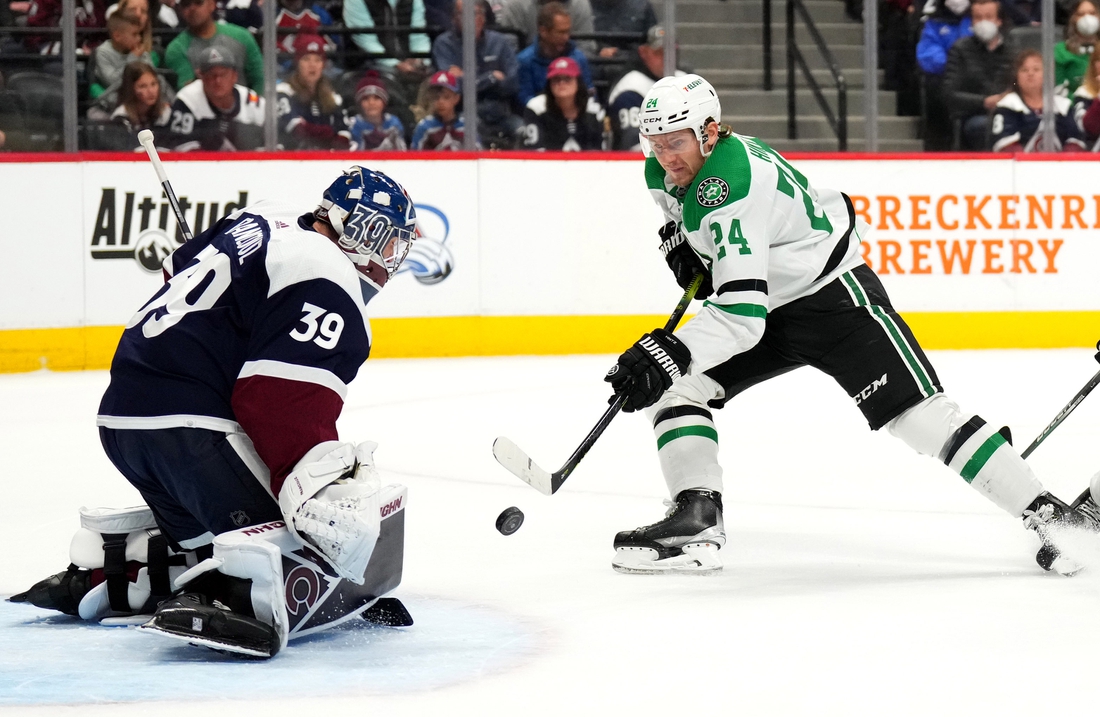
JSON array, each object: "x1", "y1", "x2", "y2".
[{"x1": 605, "y1": 328, "x2": 692, "y2": 413}]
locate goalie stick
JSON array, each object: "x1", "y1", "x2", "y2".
[
  {"x1": 137, "y1": 129, "x2": 194, "y2": 242},
  {"x1": 493, "y1": 274, "x2": 704, "y2": 496},
  {"x1": 1021, "y1": 341, "x2": 1100, "y2": 459}
]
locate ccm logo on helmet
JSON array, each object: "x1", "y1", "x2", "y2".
[{"x1": 380, "y1": 497, "x2": 404, "y2": 517}]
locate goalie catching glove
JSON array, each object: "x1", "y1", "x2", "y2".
[
  {"x1": 659, "y1": 221, "x2": 713, "y2": 300},
  {"x1": 605, "y1": 328, "x2": 692, "y2": 412},
  {"x1": 279, "y1": 440, "x2": 382, "y2": 585}
]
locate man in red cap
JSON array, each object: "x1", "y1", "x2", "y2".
[
  {"x1": 348, "y1": 73, "x2": 409, "y2": 150},
  {"x1": 275, "y1": 34, "x2": 353, "y2": 150},
  {"x1": 410, "y1": 70, "x2": 469, "y2": 150}
]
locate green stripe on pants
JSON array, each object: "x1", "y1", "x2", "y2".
[
  {"x1": 959, "y1": 433, "x2": 1006, "y2": 484},
  {"x1": 656, "y1": 425, "x2": 719, "y2": 451}
]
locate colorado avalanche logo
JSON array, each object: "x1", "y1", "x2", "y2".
[
  {"x1": 284, "y1": 564, "x2": 323, "y2": 618},
  {"x1": 398, "y1": 204, "x2": 454, "y2": 285}
]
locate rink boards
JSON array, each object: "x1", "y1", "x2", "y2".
[{"x1": 1, "y1": 151, "x2": 1098, "y2": 372}]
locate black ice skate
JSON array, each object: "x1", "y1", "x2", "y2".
[
  {"x1": 138, "y1": 592, "x2": 279, "y2": 659},
  {"x1": 612, "y1": 489, "x2": 725, "y2": 574},
  {"x1": 1022, "y1": 491, "x2": 1100, "y2": 576}
]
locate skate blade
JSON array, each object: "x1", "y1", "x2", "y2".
[
  {"x1": 137, "y1": 622, "x2": 274, "y2": 659},
  {"x1": 612, "y1": 542, "x2": 722, "y2": 575}
]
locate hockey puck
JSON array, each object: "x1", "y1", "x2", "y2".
[{"x1": 495, "y1": 507, "x2": 524, "y2": 535}]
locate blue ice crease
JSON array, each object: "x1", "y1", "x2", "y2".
[{"x1": 0, "y1": 597, "x2": 537, "y2": 705}]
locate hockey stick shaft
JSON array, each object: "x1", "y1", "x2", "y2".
[
  {"x1": 1021, "y1": 347, "x2": 1100, "y2": 459},
  {"x1": 551, "y1": 274, "x2": 704, "y2": 484},
  {"x1": 137, "y1": 129, "x2": 194, "y2": 243}
]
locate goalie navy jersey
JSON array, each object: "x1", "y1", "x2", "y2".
[{"x1": 98, "y1": 200, "x2": 372, "y2": 489}]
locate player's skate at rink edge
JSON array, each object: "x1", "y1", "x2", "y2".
[
  {"x1": 10, "y1": 166, "x2": 420, "y2": 658},
  {"x1": 602, "y1": 73, "x2": 1100, "y2": 575}
]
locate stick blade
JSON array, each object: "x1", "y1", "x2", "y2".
[{"x1": 492, "y1": 437, "x2": 554, "y2": 496}]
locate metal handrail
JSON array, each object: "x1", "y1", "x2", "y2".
[
  {"x1": 763, "y1": 0, "x2": 773, "y2": 91},
  {"x1": 785, "y1": 0, "x2": 847, "y2": 150}
]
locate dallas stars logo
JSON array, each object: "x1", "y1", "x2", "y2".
[{"x1": 697, "y1": 177, "x2": 729, "y2": 207}]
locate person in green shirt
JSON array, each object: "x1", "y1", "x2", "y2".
[
  {"x1": 163, "y1": 0, "x2": 265, "y2": 91},
  {"x1": 1055, "y1": 0, "x2": 1100, "y2": 94}
]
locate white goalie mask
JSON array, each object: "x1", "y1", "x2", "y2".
[{"x1": 638, "y1": 74, "x2": 722, "y2": 158}]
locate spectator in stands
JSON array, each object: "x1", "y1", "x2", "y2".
[
  {"x1": 410, "y1": 69, "x2": 468, "y2": 149},
  {"x1": 347, "y1": 71, "x2": 408, "y2": 149},
  {"x1": 164, "y1": 0, "x2": 264, "y2": 91},
  {"x1": 91, "y1": 13, "x2": 149, "y2": 100},
  {"x1": 109, "y1": 0, "x2": 155, "y2": 55},
  {"x1": 992, "y1": 48, "x2": 1087, "y2": 150},
  {"x1": 25, "y1": 0, "x2": 107, "y2": 54},
  {"x1": 343, "y1": 0, "x2": 431, "y2": 72},
  {"x1": 276, "y1": 34, "x2": 352, "y2": 150},
  {"x1": 496, "y1": 0, "x2": 594, "y2": 54},
  {"x1": 943, "y1": 0, "x2": 1015, "y2": 150},
  {"x1": 917, "y1": 0, "x2": 973, "y2": 150},
  {"x1": 1055, "y1": 0, "x2": 1100, "y2": 94},
  {"x1": 432, "y1": 0, "x2": 523, "y2": 147},
  {"x1": 522, "y1": 55, "x2": 604, "y2": 150},
  {"x1": 1070, "y1": 43, "x2": 1100, "y2": 149},
  {"x1": 516, "y1": 1, "x2": 591, "y2": 105},
  {"x1": 221, "y1": 0, "x2": 262, "y2": 30},
  {"x1": 344, "y1": 0, "x2": 432, "y2": 130},
  {"x1": 275, "y1": 0, "x2": 341, "y2": 56},
  {"x1": 589, "y1": 0, "x2": 655, "y2": 59},
  {"x1": 109, "y1": 60, "x2": 173, "y2": 146},
  {"x1": 607, "y1": 25, "x2": 678, "y2": 151},
  {"x1": 167, "y1": 45, "x2": 265, "y2": 150}
]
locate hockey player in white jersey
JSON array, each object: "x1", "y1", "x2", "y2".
[
  {"x1": 605, "y1": 74, "x2": 1100, "y2": 575},
  {"x1": 11, "y1": 166, "x2": 418, "y2": 657}
]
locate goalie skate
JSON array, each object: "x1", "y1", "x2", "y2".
[
  {"x1": 139, "y1": 592, "x2": 279, "y2": 659},
  {"x1": 612, "y1": 489, "x2": 725, "y2": 575}
]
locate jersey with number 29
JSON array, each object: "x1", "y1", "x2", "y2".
[
  {"x1": 646, "y1": 134, "x2": 867, "y2": 373},
  {"x1": 97, "y1": 200, "x2": 372, "y2": 490}
]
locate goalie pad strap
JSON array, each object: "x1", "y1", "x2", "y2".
[
  {"x1": 102, "y1": 534, "x2": 130, "y2": 613},
  {"x1": 146, "y1": 533, "x2": 172, "y2": 602}
]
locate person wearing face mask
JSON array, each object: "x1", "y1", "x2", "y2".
[
  {"x1": 1055, "y1": 0, "x2": 1100, "y2": 95},
  {"x1": 917, "y1": 0, "x2": 974, "y2": 149},
  {"x1": 943, "y1": 0, "x2": 1017, "y2": 149}
]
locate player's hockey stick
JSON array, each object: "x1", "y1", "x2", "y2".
[
  {"x1": 1021, "y1": 341, "x2": 1100, "y2": 459},
  {"x1": 137, "y1": 129, "x2": 194, "y2": 242},
  {"x1": 493, "y1": 274, "x2": 704, "y2": 496}
]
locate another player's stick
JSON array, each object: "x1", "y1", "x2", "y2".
[
  {"x1": 1021, "y1": 341, "x2": 1100, "y2": 459},
  {"x1": 493, "y1": 274, "x2": 704, "y2": 496},
  {"x1": 137, "y1": 129, "x2": 194, "y2": 242}
]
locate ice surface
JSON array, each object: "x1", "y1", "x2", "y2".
[{"x1": 2, "y1": 349, "x2": 1100, "y2": 716}]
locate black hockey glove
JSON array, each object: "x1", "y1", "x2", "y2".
[
  {"x1": 604, "y1": 328, "x2": 692, "y2": 413},
  {"x1": 658, "y1": 221, "x2": 713, "y2": 300}
]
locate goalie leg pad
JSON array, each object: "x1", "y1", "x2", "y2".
[
  {"x1": 10, "y1": 505, "x2": 194, "y2": 620},
  {"x1": 142, "y1": 484, "x2": 408, "y2": 658}
]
